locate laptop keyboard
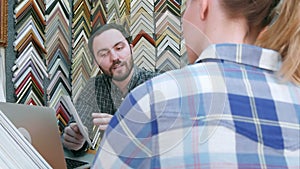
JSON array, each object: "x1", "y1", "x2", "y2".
[{"x1": 65, "y1": 158, "x2": 89, "y2": 169}]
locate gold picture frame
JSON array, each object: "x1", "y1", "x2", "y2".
[{"x1": 0, "y1": 0, "x2": 8, "y2": 47}]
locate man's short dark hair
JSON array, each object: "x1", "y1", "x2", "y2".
[{"x1": 88, "y1": 23, "x2": 131, "y2": 58}]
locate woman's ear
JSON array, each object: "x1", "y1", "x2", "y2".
[{"x1": 200, "y1": 0, "x2": 209, "y2": 20}]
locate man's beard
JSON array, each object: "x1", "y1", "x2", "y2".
[
  {"x1": 97, "y1": 49, "x2": 134, "y2": 81},
  {"x1": 99, "y1": 57, "x2": 134, "y2": 81},
  {"x1": 110, "y1": 58, "x2": 134, "y2": 81}
]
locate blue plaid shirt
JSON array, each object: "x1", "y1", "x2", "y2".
[{"x1": 92, "y1": 44, "x2": 300, "y2": 169}]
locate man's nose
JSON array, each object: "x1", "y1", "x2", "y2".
[{"x1": 110, "y1": 49, "x2": 119, "y2": 60}]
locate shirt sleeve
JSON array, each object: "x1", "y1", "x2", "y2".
[{"x1": 92, "y1": 80, "x2": 154, "y2": 169}]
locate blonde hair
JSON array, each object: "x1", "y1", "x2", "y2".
[{"x1": 256, "y1": 0, "x2": 300, "y2": 85}]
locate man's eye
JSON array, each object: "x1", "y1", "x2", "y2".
[
  {"x1": 116, "y1": 45, "x2": 124, "y2": 51},
  {"x1": 99, "y1": 52, "x2": 108, "y2": 58}
]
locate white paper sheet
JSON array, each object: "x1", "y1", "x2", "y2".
[{"x1": 61, "y1": 95, "x2": 94, "y2": 148}]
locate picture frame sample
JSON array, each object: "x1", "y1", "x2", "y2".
[{"x1": 0, "y1": 0, "x2": 8, "y2": 47}]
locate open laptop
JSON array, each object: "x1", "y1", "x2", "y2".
[{"x1": 0, "y1": 102, "x2": 92, "y2": 169}]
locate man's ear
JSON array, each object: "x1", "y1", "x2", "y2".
[{"x1": 200, "y1": 0, "x2": 209, "y2": 20}]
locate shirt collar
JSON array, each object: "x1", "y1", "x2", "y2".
[{"x1": 195, "y1": 44, "x2": 282, "y2": 71}]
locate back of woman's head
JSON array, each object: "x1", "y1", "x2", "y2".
[
  {"x1": 221, "y1": 0, "x2": 300, "y2": 85},
  {"x1": 220, "y1": 0, "x2": 281, "y2": 35},
  {"x1": 256, "y1": 0, "x2": 300, "y2": 85}
]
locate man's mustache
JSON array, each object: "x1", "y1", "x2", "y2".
[{"x1": 110, "y1": 59, "x2": 122, "y2": 71}]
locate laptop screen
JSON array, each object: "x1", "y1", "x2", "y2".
[{"x1": 0, "y1": 102, "x2": 67, "y2": 169}]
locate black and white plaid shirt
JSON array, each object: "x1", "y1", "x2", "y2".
[{"x1": 74, "y1": 66, "x2": 159, "y2": 136}]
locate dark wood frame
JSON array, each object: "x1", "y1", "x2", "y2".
[{"x1": 0, "y1": 0, "x2": 8, "y2": 47}]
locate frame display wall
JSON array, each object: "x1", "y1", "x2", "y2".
[{"x1": 5, "y1": 0, "x2": 186, "y2": 132}]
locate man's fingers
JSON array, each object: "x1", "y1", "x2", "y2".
[
  {"x1": 92, "y1": 113, "x2": 113, "y2": 130},
  {"x1": 92, "y1": 113, "x2": 112, "y2": 118},
  {"x1": 62, "y1": 138, "x2": 84, "y2": 151},
  {"x1": 63, "y1": 129, "x2": 84, "y2": 142},
  {"x1": 62, "y1": 123, "x2": 89, "y2": 151},
  {"x1": 93, "y1": 117, "x2": 111, "y2": 124},
  {"x1": 64, "y1": 125, "x2": 84, "y2": 140},
  {"x1": 98, "y1": 124, "x2": 108, "y2": 131},
  {"x1": 69, "y1": 123, "x2": 80, "y2": 132},
  {"x1": 63, "y1": 132, "x2": 84, "y2": 143}
]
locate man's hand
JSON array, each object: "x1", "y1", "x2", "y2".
[
  {"x1": 62, "y1": 123, "x2": 86, "y2": 151},
  {"x1": 92, "y1": 113, "x2": 113, "y2": 130}
]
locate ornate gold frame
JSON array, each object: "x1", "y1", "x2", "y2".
[{"x1": 0, "y1": 0, "x2": 8, "y2": 47}]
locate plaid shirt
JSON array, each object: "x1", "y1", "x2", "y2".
[
  {"x1": 92, "y1": 44, "x2": 300, "y2": 169},
  {"x1": 74, "y1": 66, "x2": 158, "y2": 137}
]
